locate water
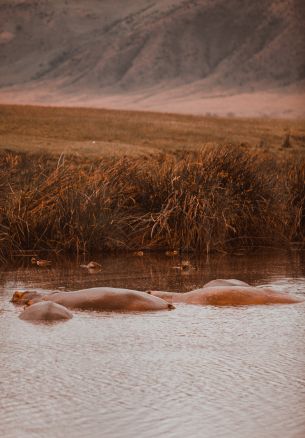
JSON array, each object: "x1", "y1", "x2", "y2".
[{"x1": 1, "y1": 250, "x2": 305, "y2": 438}]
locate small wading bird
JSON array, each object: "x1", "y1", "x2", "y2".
[
  {"x1": 165, "y1": 250, "x2": 178, "y2": 256},
  {"x1": 80, "y1": 261, "x2": 102, "y2": 269},
  {"x1": 172, "y1": 260, "x2": 193, "y2": 272},
  {"x1": 31, "y1": 257, "x2": 52, "y2": 267},
  {"x1": 133, "y1": 251, "x2": 144, "y2": 256}
]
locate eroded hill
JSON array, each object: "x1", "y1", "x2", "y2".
[{"x1": 0, "y1": 0, "x2": 304, "y2": 116}]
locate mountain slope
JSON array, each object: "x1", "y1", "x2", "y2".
[{"x1": 0, "y1": 0, "x2": 304, "y2": 116}]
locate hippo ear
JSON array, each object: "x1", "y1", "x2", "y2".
[{"x1": 27, "y1": 300, "x2": 34, "y2": 306}]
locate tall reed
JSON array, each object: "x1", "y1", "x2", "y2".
[{"x1": 0, "y1": 146, "x2": 304, "y2": 260}]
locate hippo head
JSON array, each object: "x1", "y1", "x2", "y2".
[
  {"x1": 11, "y1": 290, "x2": 40, "y2": 305},
  {"x1": 11, "y1": 291, "x2": 23, "y2": 303}
]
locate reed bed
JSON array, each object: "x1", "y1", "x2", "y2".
[{"x1": 0, "y1": 146, "x2": 304, "y2": 260}]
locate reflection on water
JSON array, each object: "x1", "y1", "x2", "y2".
[{"x1": 1, "y1": 250, "x2": 305, "y2": 438}]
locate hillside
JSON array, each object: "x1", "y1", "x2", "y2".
[{"x1": 0, "y1": 0, "x2": 304, "y2": 117}]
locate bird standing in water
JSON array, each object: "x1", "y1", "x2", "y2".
[
  {"x1": 133, "y1": 251, "x2": 144, "y2": 256},
  {"x1": 80, "y1": 261, "x2": 102, "y2": 269},
  {"x1": 172, "y1": 260, "x2": 193, "y2": 272},
  {"x1": 165, "y1": 250, "x2": 178, "y2": 256},
  {"x1": 31, "y1": 257, "x2": 52, "y2": 267}
]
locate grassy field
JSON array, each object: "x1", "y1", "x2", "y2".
[
  {"x1": 0, "y1": 104, "x2": 304, "y2": 259},
  {"x1": 1, "y1": 104, "x2": 305, "y2": 156}
]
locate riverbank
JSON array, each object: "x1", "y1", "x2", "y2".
[{"x1": 1, "y1": 145, "x2": 304, "y2": 260}]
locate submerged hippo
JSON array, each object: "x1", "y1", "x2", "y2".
[
  {"x1": 19, "y1": 302, "x2": 73, "y2": 322},
  {"x1": 28, "y1": 287, "x2": 175, "y2": 312},
  {"x1": 203, "y1": 279, "x2": 250, "y2": 288},
  {"x1": 148, "y1": 280, "x2": 302, "y2": 306}
]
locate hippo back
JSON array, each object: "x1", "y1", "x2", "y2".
[
  {"x1": 19, "y1": 302, "x2": 73, "y2": 321},
  {"x1": 203, "y1": 279, "x2": 250, "y2": 288},
  {"x1": 40, "y1": 287, "x2": 175, "y2": 312}
]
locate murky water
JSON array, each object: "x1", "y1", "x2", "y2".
[{"x1": 1, "y1": 250, "x2": 305, "y2": 438}]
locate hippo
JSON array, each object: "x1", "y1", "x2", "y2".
[
  {"x1": 19, "y1": 302, "x2": 73, "y2": 322},
  {"x1": 28, "y1": 287, "x2": 175, "y2": 312},
  {"x1": 203, "y1": 279, "x2": 250, "y2": 288},
  {"x1": 11, "y1": 290, "x2": 56, "y2": 305},
  {"x1": 148, "y1": 281, "x2": 302, "y2": 306}
]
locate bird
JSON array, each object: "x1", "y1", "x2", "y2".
[
  {"x1": 31, "y1": 257, "x2": 52, "y2": 267},
  {"x1": 165, "y1": 250, "x2": 178, "y2": 256},
  {"x1": 172, "y1": 260, "x2": 193, "y2": 272},
  {"x1": 80, "y1": 261, "x2": 102, "y2": 269}
]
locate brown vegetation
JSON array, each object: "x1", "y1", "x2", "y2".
[{"x1": 0, "y1": 145, "x2": 304, "y2": 261}]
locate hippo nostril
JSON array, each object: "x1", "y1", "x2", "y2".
[{"x1": 146, "y1": 290, "x2": 152, "y2": 294}]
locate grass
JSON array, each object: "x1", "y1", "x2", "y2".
[
  {"x1": 1, "y1": 104, "x2": 305, "y2": 157},
  {"x1": 0, "y1": 145, "x2": 304, "y2": 260},
  {"x1": 0, "y1": 104, "x2": 304, "y2": 260}
]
